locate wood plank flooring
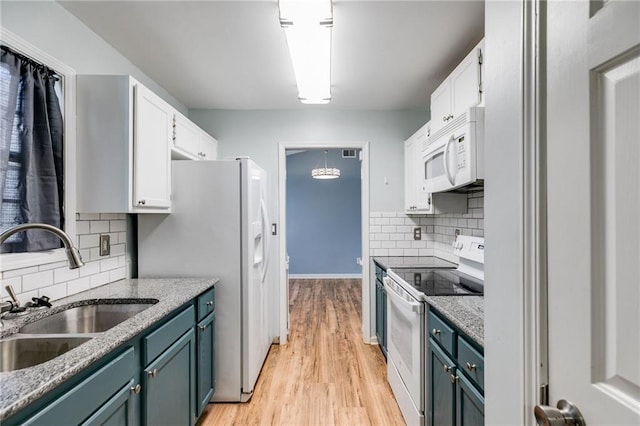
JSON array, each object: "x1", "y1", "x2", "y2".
[{"x1": 198, "y1": 278, "x2": 404, "y2": 425}]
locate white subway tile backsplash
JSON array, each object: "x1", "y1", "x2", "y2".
[
  {"x1": 100, "y1": 257, "x2": 119, "y2": 272},
  {"x1": 79, "y1": 234, "x2": 100, "y2": 249},
  {"x1": 22, "y1": 270, "x2": 54, "y2": 292},
  {"x1": 100, "y1": 213, "x2": 120, "y2": 220},
  {"x1": 90, "y1": 271, "x2": 110, "y2": 288},
  {"x1": 4, "y1": 214, "x2": 131, "y2": 302},
  {"x1": 54, "y1": 267, "x2": 79, "y2": 284},
  {"x1": 369, "y1": 192, "x2": 483, "y2": 260},
  {"x1": 77, "y1": 213, "x2": 100, "y2": 220},
  {"x1": 90, "y1": 220, "x2": 110, "y2": 234},
  {"x1": 110, "y1": 220, "x2": 126, "y2": 232}
]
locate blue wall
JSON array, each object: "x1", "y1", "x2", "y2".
[{"x1": 286, "y1": 149, "x2": 361, "y2": 275}]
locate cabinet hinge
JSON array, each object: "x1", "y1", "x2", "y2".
[
  {"x1": 540, "y1": 383, "x2": 549, "y2": 405},
  {"x1": 478, "y1": 49, "x2": 483, "y2": 65}
]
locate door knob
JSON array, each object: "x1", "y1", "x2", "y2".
[{"x1": 534, "y1": 399, "x2": 585, "y2": 426}]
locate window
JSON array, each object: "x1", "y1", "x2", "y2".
[{"x1": 0, "y1": 33, "x2": 76, "y2": 270}]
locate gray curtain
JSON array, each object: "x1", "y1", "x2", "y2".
[{"x1": 0, "y1": 45, "x2": 64, "y2": 253}]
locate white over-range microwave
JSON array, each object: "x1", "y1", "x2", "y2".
[{"x1": 422, "y1": 107, "x2": 484, "y2": 193}]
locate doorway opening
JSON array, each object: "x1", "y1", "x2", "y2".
[{"x1": 278, "y1": 142, "x2": 371, "y2": 345}]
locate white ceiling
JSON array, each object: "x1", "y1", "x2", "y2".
[{"x1": 59, "y1": 0, "x2": 484, "y2": 111}]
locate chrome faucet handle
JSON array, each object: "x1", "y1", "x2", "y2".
[{"x1": 5, "y1": 285, "x2": 20, "y2": 307}]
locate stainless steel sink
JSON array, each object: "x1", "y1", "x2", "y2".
[
  {"x1": 19, "y1": 303, "x2": 156, "y2": 334},
  {"x1": 0, "y1": 336, "x2": 93, "y2": 372}
]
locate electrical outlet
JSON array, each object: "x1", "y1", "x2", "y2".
[
  {"x1": 99, "y1": 234, "x2": 110, "y2": 256},
  {"x1": 413, "y1": 227, "x2": 422, "y2": 240}
]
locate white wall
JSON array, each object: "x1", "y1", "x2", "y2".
[{"x1": 0, "y1": 1, "x2": 187, "y2": 114}]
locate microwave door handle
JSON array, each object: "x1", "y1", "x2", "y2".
[{"x1": 443, "y1": 134, "x2": 456, "y2": 186}]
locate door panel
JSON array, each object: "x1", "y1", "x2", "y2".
[{"x1": 546, "y1": 0, "x2": 640, "y2": 422}]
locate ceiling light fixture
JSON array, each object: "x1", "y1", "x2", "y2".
[
  {"x1": 312, "y1": 150, "x2": 340, "y2": 179},
  {"x1": 279, "y1": 0, "x2": 332, "y2": 104}
]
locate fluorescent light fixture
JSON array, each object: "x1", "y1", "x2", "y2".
[{"x1": 279, "y1": 0, "x2": 332, "y2": 104}]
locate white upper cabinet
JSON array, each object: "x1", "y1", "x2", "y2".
[
  {"x1": 405, "y1": 123, "x2": 431, "y2": 213},
  {"x1": 405, "y1": 122, "x2": 467, "y2": 215},
  {"x1": 77, "y1": 75, "x2": 172, "y2": 213},
  {"x1": 430, "y1": 39, "x2": 484, "y2": 136},
  {"x1": 172, "y1": 111, "x2": 218, "y2": 161},
  {"x1": 133, "y1": 84, "x2": 172, "y2": 209}
]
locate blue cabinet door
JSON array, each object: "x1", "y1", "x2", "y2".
[
  {"x1": 456, "y1": 372, "x2": 484, "y2": 426},
  {"x1": 82, "y1": 379, "x2": 137, "y2": 426},
  {"x1": 429, "y1": 338, "x2": 456, "y2": 426},
  {"x1": 196, "y1": 312, "x2": 215, "y2": 417},
  {"x1": 143, "y1": 329, "x2": 196, "y2": 426}
]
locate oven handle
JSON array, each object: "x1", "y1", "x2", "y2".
[
  {"x1": 383, "y1": 278, "x2": 424, "y2": 314},
  {"x1": 443, "y1": 133, "x2": 456, "y2": 185}
]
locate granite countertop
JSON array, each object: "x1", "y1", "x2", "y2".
[
  {"x1": 0, "y1": 277, "x2": 218, "y2": 421},
  {"x1": 424, "y1": 295, "x2": 484, "y2": 347},
  {"x1": 373, "y1": 256, "x2": 457, "y2": 270}
]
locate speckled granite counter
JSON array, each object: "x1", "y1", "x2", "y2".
[
  {"x1": 0, "y1": 277, "x2": 218, "y2": 421},
  {"x1": 373, "y1": 256, "x2": 457, "y2": 270},
  {"x1": 425, "y1": 296, "x2": 484, "y2": 347}
]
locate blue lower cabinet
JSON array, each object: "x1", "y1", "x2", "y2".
[
  {"x1": 21, "y1": 348, "x2": 135, "y2": 426},
  {"x1": 143, "y1": 329, "x2": 196, "y2": 426},
  {"x1": 82, "y1": 379, "x2": 137, "y2": 426},
  {"x1": 456, "y1": 373, "x2": 484, "y2": 426},
  {"x1": 196, "y1": 312, "x2": 215, "y2": 417},
  {"x1": 429, "y1": 338, "x2": 456, "y2": 426}
]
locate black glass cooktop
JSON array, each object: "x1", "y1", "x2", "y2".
[{"x1": 391, "y1": 268, "x2": 483, "y2": 296}]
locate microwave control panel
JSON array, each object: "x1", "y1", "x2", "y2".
[{"x1": 456, "y1": 135, "x2": 467, "y2": 171}]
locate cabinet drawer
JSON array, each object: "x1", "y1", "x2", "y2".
[
  {"x1": 457, "y1": 336, "x2": 484, "y2": 392},
  {"x1": 23, "y1": 347, "x2": 134, "y2": 426},
  {"x1": 428, "y1": 310, "x2": 455, "y2": 356},
  {"x1": 144, "y1": 305, "x2": 195, "y2": 365},
  {"x1": 197, "y1": 288, "x2": 215, "y2": 322}
]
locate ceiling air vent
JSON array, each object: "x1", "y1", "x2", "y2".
[{"x1": 342, "y1": 149, "x2": 357, "y2": 158}]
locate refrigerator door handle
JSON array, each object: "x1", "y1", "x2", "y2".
[{"x1": 260, "y1": 199, "x2": 270, "y2": 283}]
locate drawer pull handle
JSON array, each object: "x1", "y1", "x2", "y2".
[
  {"x1": 130, "y1": 384, "x2": 142, "y2": 394},
  {"x1": 443, "y1": 365, "x2": 452, "y2": 373},
  {"x1": 206, "y1": 301, "x2": 214, "y2": 306},
  {"x1": 450, "y1": 374, "x2": 459, "y2": 384},
  {"x1": 199, "y1": 324, "x2": 207, "y2": 331},
  {"x1": 432, "y1": 328, "x2": 441, "y2": 336},
  {"x1": 148, "y1": 368, "x2": 158, "y2": 378},
  {"x1": 465, "y1": 362, "x2": 477, "y2": 372}
]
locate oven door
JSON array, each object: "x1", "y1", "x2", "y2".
[{"x1": 384, "y1": 276, "x2": 424, "y2": 419}]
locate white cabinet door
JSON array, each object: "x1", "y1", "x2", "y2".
[
  {"x1": 545, "y1": 1, "x2": 640, "y2": 424},
  {"x1": 199, "y1": 132, "x2": 217, "y2": 160},
  {"x1": 429, "y1": 39, "x2": 484, "y2": 137},
  {"x1": 430, "y1": 81, "x2": 451, "y2": 135},
  {"x1": 404, "y1": 136, "x2": 417, "y2": 212},
  {"x1": 450, "y1": 41, "x2": 483, "y2": 118},
  {"x1": 133, "y1": 84, "x2": 172, "y2": 209},
  {"x1": 173, "y1": 112, "x2": 200, "y2": 160}
]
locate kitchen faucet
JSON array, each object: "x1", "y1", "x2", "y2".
[{"x1": 0, "y1": 223, "x2": 84, "y2": 269}]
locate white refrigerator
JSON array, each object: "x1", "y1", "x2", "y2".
[{"x1": 137, "y1": 158, "x2": 272, "y2": 402}]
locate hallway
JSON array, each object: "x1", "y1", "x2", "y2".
[{"x1": 200, "y1": 278, "x2": 404, "y2": 425}]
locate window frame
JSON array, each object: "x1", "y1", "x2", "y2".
[{"x1": 0, "y1": 28, "x2": 77, "y2": 272}]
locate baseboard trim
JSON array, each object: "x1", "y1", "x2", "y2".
[{"x1": 288, "y1": 274, "x2": 363, "y2": 279}]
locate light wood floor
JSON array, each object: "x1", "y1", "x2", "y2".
[{"x1": 198, "y1": 278, "x2": 404, "y2": 425}]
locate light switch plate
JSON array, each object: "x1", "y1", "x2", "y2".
[
  {"x1": 100, "y1": 234, "x2": 110, "y2": 256},
  {"x1": 413, "y1": 227, "x2": 422, "y2": 240}
]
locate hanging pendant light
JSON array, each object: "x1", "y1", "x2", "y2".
[{"x1": 311, "y1": 149, "x2": 340, "y2": 179}]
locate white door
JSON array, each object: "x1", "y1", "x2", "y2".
[{"x1": 545, "y1": 1, "x2": 640, "y2": 424}]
